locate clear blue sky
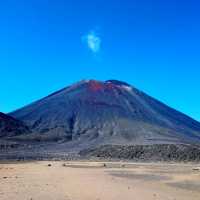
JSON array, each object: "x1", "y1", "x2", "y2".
[{"x1": 0, "y1": 0, "x2": 200, "y2": 121}]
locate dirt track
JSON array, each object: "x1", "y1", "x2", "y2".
[{"x1": 0, "y1": 161, "x2": 200, "y2": 200}]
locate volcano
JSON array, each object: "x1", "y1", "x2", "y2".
[{"x1": 9, "y1": 79, "x2": 200, "y2": 148}]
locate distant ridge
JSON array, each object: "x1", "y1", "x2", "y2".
[{"x1": 0, "y1": 112, "x2": 29, "y2": 138}]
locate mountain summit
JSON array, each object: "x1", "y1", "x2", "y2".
[{"x1": 9, "y1": 79, "x2": 200, "y2": 147}]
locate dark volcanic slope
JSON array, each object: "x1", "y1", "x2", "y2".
[
  {"x1": 80, "y1": 144, "x2": 200, "y2": 162},
  {"x1": 9, "y1": 80, "x2": 200, "y2": 146},
  {"x1": 0, "y1": 112, "x2": 29, "y2": 138}
]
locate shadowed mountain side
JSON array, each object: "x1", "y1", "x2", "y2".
[{"x1": 0, "y1": 112, "x2": 30, "y2": 138}]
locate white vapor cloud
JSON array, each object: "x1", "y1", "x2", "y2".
[{"x1": 82, "y1": 30, "x2": 101, "y2": 53}]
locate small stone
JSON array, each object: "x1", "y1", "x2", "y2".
[{"x1": 192, "y1": 168, "x2": 199, "y2": 171}]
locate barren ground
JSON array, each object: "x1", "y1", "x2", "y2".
[{"x1": 0, "y1": 161, "x2": 200, "y2": 200}]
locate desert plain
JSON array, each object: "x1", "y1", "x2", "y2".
[{"x1": 0, "y1": 161, "x2": 200, "y2": 200}]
